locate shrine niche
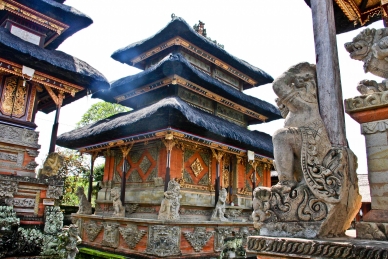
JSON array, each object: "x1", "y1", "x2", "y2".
[{"x1": 252, "y1": 63, "x2": 361, "y2": 238}]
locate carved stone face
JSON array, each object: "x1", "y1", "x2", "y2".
[{"x1": 344, "y1": 28, "x2": 375, "y2": 61}]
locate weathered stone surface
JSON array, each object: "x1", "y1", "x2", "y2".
[
  {"x1": 40, "y1": 152, "x2": 64, "y2": 178},
  {"x1": 252, "y1": 63, "x2": 361, "y2": 238},
  {"x1": 183, "y1": 227, "x2": 214, "y2": 252},
  {"x1": 119, "y1": 224, "x2": 146, "y2": 249},
  {"x1": 146, "y1": 225, "x2": 181, "y2": 257},
  {"x1": 158, "y1": 179, "x2": 181, "y2": 220},
  {"x1": 84, "y1": 220, "x2": 103, "y2": 242},
  {"x1": 371, "y1": 196, "x2": 388, "y2": 210},
  {"x1": 356, "y1": 222, "x2": 388, "y2": 240},
  {"x1": 0, "y1": 124, "x2": 40, "y2": 148},
  {"x1": 363, "y1": 209, "x2": 388, "y2": 222},
  {"x1": 247, "y1": 235, "x2": 388, "y2": 259},
  {"x1": 102, "y1": 222, "x2": 119, "y2": 248}
]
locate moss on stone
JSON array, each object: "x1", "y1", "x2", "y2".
[{"x1": 77, "y1": 247, "x2": 128, "y2": 259}]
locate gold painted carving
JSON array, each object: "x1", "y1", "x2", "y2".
[
  {"x1": 0, "y1": 76, "x2": 28, "y2": 118},
  {"x1": 0, "y1": 0, "x2": 69, "y2": 35},
  {"x1": 334, "y1": 0, "x2": 382, "y2": 26},
  {"x1": 211, "y1": 148, "x2": 224, "y2": 162},
  {"x1": 130, "y1": 36, "x2": 257, "y2": 86},
  {"x1": 191, "y1": 158, "x2": 203, "y2": 177},
  {"x1": 0, "y1": 58, "x2": 83, "y2": 95},
  {"x1": 26, "y1": 84, "x2": 36, "y2": 121},
  {"x1": 115, "y1": 78, "x2": 172, "y2": 102}
]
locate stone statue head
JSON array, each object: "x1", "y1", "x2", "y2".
[
  {"x1": 167, "y1": 179, "x2": 180, "y2": 192},
  {"x1": 344, "y1": 28, "x2": 375, "y2": 61},
  {"x1": 76, "y1": 186, "x2": 85, "y2": 197},
  {"x1": 40, "y1": 152, "x2": 64, "y2": 178},
  {"x1": 273, "y1": 62, "x2": 317, "y2": 111}
]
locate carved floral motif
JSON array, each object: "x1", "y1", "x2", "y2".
[
  {"x1": 102, "y1": 222, "x2": 119, "y2": 248},
  {"x1": 119, "y1": 224, "x2": 146, "y2": 249},
  {"x1": 0, "y1": 180, "x2": 17, "y2": 198},
  {"x1": 214, "y1": 227, "x2": 233, "y2": 252},
  {"x1": 84, "y1": 221, "x2": 103, "y2": 242},
  {"x1": 361, "y1": 119, "x2": 388, "y2": 134},
  {"x1": 183, "y1": 227, "x2": 214, "y2": 252},
  {"x1": 13, "y1": 198, "x2": 35, "y2": 207},
  {"x1": 146, "y1": 225, "x2": 181, "y2": 257},
  {"x1": 190, "y1": 158, "x2": 203, "y2": 177}
]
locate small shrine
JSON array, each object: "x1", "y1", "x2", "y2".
[
  {"x1": 57, "y1": 16, "x2": 281, "y2": 258},
  {"x1": 0, "y1": 0, "x2": 108, "y2": 257}
]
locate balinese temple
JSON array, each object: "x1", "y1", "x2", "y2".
[
  {"x1": 0, "y1": 0, "x2": 108, "y2": 230},
  {"x1": 57, "y1": 17, "x2": 281, "y2": 258}
]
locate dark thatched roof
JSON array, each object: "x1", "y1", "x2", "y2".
[
  {"x1": 94, "y1": 53, "x2": 281, "y2": 124},
  {"x1": 111, "y1": 17, "x2": 273, "y2": 88},
  {"x1": 57, "y1": 96, "x2": 274, "y2": 157},
  {"x1": 15, "y1": 0, "x2": 93, "y2": 49},
  {"x1": 304, "y1": 0, "x2": 382, "y2": 34},
  {"x1": 0, "y1": 27, "x2": 109, "y2": 113}
]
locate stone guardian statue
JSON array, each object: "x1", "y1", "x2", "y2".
[
  {"x1": 211, "y1": 188, "x2": 228, "y2": 221},
  {"x1": 158, "y1": 179, "x2": 181, "y2": 220},
  {"x1": 252, "y1": 63, "x2": 361, "y2": 238}
]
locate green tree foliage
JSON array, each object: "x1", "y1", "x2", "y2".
[{"x1": 76, "y1": 101, "x2": 130, "y2": 128}]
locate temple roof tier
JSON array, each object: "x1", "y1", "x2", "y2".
[
  {"x1": 6, "y1": 0, "x2": 93, "y2": 49},
  {"x1": 94, "y1": 53, "x2": 281, "y2": 124},
  {"x1": 111, "y1": 17, "x2": 273, "y2": 89},
  {"x1": 0, "y1": 27, "x2": 109, "y2": 113},
  {"x1": 56, "y1": 96, "x2": 274, "y2": 158}
]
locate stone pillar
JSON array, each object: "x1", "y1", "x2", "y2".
[{"x1": 345, "y1": 94, "x2": 388, "y2": 240}]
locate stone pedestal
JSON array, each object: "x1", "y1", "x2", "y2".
[{"x1": 345, "y1": 92, "x2": 388, "y2": 240}]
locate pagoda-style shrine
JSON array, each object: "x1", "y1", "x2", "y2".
[
  {"x1": 0, "y1": 0, "x2": 109, "y2": 247},
  {"x1": 58, "y1": 17, "x2": 281, "y2": 258}
]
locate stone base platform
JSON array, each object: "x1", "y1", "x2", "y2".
[
  {"x1": 72, "y1": 213, "x2": 256, "y2": 258},
  {"x1": 247, "y1": 234, "x2": 388, "y2": 259}
]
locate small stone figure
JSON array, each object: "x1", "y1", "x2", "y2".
[
  {"x1": 59, "y1": 224, "x2": 82, "y2": 259},
  {"x1": 111, "y1": 187, "x2": 125, "y2": 217},
  {"x1": 76, "y1": 187, "x2": 92, "y2": 215},
  {"x1": 158, "y1": 179, "x2": 181, "y2": 220},
  {"x1": 211, "y1": 188, "x2": 228, "y2": 221}
]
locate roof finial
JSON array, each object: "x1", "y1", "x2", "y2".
[{"x1": 171, "y1": 13, "x2": 176, "y2": 20}]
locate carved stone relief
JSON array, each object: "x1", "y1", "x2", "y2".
[
  {"x1": 214, "y1": 227, "x2": 233, "y2": 252},
  {"x1": 0, "y1": 124, "x2": 40, "y2": 148},
  {"x1": 183, "y1": 169, "x2": 193, "y2": 184},
  {"x1": 125, "y1": 204, "x2": 139, "y2": 214},
  {"x1": 26, "y1": 149, "x2": 39, "y2": 157},
  {"x1": 13, "y1": 198, "x2": 35, "y2": 207},
  {"x1": 102, "y1": 222, "x2": 120, "y2": 248},
  {"x1": 119, "y1": 224, "x2": 146, "y2": 249},
  {"x1": 84, "y1": 221, "x2": 103, "y2": 242},
  {"x1": 128, "y1": 169, "x2": 142, "y2": 183},
  {"x1": 224, "y1": 208, "x2": 243, "y2": 219},
  {"x1": 0, "y1": 145, "x2": 25, "y2": 169},
  {"x1": 40, "y1": 152, "x2": 64, "y2": 178},
  {"x1": 356, "y1": 222, "x2": 388, "y2": 240},
  {"x1": 25, "y1": 160, "x2": 39, "y2": 170},
  {"x1": 46, "y1": 185, "x2": 63, "y2": 199},
  {"x1": 253, "y1": 63, "x2": 361, "y2": 238},
  {"x1": 0, "y1": 151, "x2": 17, "y2": 162},
  {"x1": 361, "y1": 119, "x2": 388, "y2": 134},
  {"x1": 345, "y1": 28, "x2": 388, "y2": 95},
  {"x1": 198, "y1": 172, "x2": 209, "y2": 185},
  {"x1": 158, "y1": 179, "x2": 181, "y2": 220},
  {"x1": 183, "y1": 227, "x2": 214, "y2": 252},
  {"x1": 43, "y1": 206, "x2": 63, "y2": 235},
  {"x1": 0, "y1": 180, "x2": 17, "y2": 199},
  {"x1": 146, "y1": 225, "x2": 181, "y2": 257},
  {"x1": 145, "y1": 168, "x2": 157, "y2": 182}
]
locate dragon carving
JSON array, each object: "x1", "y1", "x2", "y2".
[{"x1": 345, "y1": 28, "x2": 388, "y2": 94}]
